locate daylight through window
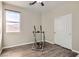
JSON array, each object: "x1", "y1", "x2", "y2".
[{"x1": 5, "y1": 10, "x2": 20, "y2": 32}]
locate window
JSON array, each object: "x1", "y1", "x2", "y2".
[{"x1": 5, "y1": 10, "x2": 20, "y2": 32}]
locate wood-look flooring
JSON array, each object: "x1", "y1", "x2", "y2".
[{"x1": 0, "y1": 42, "x2": 78, "y2": 57}]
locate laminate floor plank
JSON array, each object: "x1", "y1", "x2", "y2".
[{"x1": 0, "y1": 42, "x2": 78, "y2": 57}]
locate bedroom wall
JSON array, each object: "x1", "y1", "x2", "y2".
[
  {"x1": 41, "y1": 2, "x2": 79, "y2": 52},
  {"x1": 41, "y1": 12, "x2": 54, "y2": 44},
  {"x1": 3, "y1": 3, "x2": 41, "y2": 48},
  {"x1": 0, "y1": 2, "x2": 3, "y2": 53}
]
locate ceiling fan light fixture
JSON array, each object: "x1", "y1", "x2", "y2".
[{"x1": 29, "y1": 1, "x2": 44, "y2": 6}]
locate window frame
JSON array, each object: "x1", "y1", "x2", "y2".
[{"x1": 5, "y1": 9, "x2": 21, "y2": 33}]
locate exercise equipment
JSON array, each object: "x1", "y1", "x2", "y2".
[{"x1": 32, "y1": 25, "x2": 45, "y2": 51}]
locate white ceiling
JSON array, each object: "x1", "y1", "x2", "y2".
[{"x1": 3, "y1": 1, "x2": 79, "y2": 12}]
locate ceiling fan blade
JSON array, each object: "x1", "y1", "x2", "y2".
[
  {"x1": 29, "y1": 1, "x2": 37, "y2": 5},
  {"x1": 41, "y1": 2, "x2": 44, "y2": 6}
]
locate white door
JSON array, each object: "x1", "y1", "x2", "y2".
[{"x1": 54, "y1": 14, "x2": 72, "y2": 49}]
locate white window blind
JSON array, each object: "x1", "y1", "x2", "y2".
[{"x1": 5, "y1": 10, "x2": 20, "y2": 32}]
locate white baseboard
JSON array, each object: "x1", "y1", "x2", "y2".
[
  {"x1": 3, "y1": 40, "x2": 54, "y2": 49},
  {"x1": 47, "y1": 41, "x2": 79, "y2": 54},
  {"x1": 3, "y1": 42, "x2": 34, "y2": 49},
  {"x1": 72, "y1": 49, "x2": 79, "y2": 54},
  {"x1": 46, "y1": 40, "x2": 55, "y2": 44}
]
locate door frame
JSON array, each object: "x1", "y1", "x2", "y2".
[{"x1": 54, "y1": 14, "x2": 72, "y2": 49}]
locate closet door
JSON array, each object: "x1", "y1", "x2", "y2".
[{"x1": 54, "y1": 14, "x2": 72, "y2": 49}]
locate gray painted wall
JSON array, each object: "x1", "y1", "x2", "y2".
[
  {"x1": 41, "y1": 2, "x2": 79, "y2": 52},
  {"x1": 3, "y1": 3, "x2": 41, "y2": 48}
]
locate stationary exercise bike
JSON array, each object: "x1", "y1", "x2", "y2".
[{"x1": 32, "y1": 25, "x2": 45, "y2": 51}]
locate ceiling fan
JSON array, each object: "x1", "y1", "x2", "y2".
[{"x1": 29, "y1": 1, "x2": 44, "y2": 6}]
